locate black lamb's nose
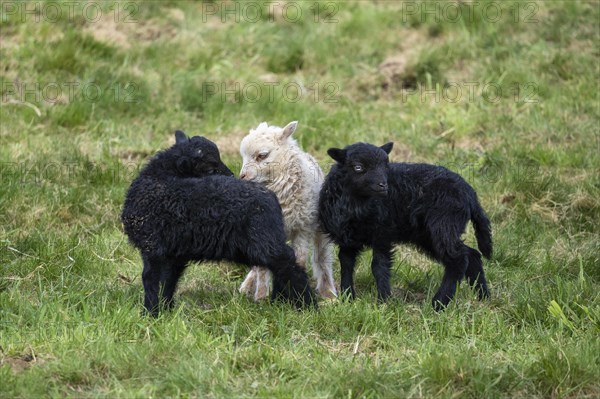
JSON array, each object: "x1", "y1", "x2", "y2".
[{"x1": 379, "y1": 182, "x2": 388, "y2": 189}]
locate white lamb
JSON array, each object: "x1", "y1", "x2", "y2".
[{"x1": 238, "y1": 121, "x2": 337, "y2": 301}]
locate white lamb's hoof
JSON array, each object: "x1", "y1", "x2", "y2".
[
  {"x1": 239, "y1": 283, "x2": 254, "y2": 296},
  {"x1": 239, "y1": 277, "x2": 256, "y2": 297},
  {"x1": 317, "y1": 282, "x2": 338, "y2": 299},
  {"x1": 254, "y1": 284, "x2": 271, "y2": 301},
  {"x1": 320, "y1": 296, "x2": 339, "y2": 306}
]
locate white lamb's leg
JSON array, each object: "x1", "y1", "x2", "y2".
[
  {"x1": 239, "y1": 267, "x2": 258, "y2": 297},
  {"x1": 312, "y1": 231, "x2": 337, "y2": 298},
  {"x1": 254, "y1": 267, "x2": 272, "y2": 301},
  {"x1": 291, "y1": 231, "x2": 311, "y2": 269}
]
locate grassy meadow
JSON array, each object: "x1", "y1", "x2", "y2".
[{"x1": 1, "y1": 0, "x2": 599, "y2": 397}]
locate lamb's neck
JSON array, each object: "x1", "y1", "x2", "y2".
[{"x1": 139, "y1": 164, "x2": 173, "y2": 180}]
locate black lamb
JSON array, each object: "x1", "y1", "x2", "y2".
[
  {"x1": 121, "y1": 131, "x2": 316, "y2": 315},
  {"x1": 318, "y1": 142, "x2": 492, "y2": 310}
]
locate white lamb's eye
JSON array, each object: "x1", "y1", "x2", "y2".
[
  {"x1": 354, "y1": 165, "x2": 364, "y2": 172},
  {"x1": 257, "y1": 152, "x2": 269, "y2": 161}
]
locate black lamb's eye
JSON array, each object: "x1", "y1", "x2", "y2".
[{"x1": 353, "y1": 164, "x2": 364, "y2": 173}]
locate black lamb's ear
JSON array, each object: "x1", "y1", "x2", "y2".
[
  {"x1": 176, "y1": 156, "x2": 192, "y2": 174},
  {"x1": 327, "y1": 148, "x2": 346, "y2": 164},
  {"x1": 380, "y1": 142, "x2": 393, "y2": 155},
  {"x1": 219, "y1": 162, "x2": 234, "y2": 177},
  {"x1": 175, "y1": 130, "x2": 188, "y2": 144}
]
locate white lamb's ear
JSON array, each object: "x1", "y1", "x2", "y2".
[
  {"x1": 280, "y1": 121, "x2": 298, "y2": 140},
  {"x1": 250, "y1": 122, "x2": 268, "y2": 135}
]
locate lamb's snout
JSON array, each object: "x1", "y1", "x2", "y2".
[
  {"x1": 239, "y1": 163, "x2": 258, "y2": 181},
  {"x1": 371, "y1": 180, "x2": 388, "y2": 196}
]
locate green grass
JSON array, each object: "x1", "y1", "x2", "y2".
[{"x1": 1, "y1": 1, "x2": 599, "y2": 397}]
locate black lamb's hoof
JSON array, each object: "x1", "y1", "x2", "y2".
[
  {"x1": 271, "y1": 282, "x2": 317, "y2": 310},
  {"x1": 432, "y1": 296, "x2": 451, "y2": 312}
]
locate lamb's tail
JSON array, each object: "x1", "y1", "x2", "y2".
[{"x1": 471, "y1": 200, "x2": 492, "y2": 259}]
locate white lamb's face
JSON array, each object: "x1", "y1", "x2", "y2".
[
  {"x1": 239, "y1": 121, "x2": 298, "y2": 183},
  {"x1": 239, "y1": 131, "x2": 285, "y2": 183}
]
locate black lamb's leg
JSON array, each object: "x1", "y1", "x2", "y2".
[
  {"x1": 464, "y1": 247, "x2": 490, "y2": 300},
  {"x1": 159, "y1": 258, "x2": 187, "y2": 310},
  {"x1": 371, "y1": 247, "x2": 392, "y2": 303},
  {"x1": 271, "y1": 264, "x2": 316, "y2": 309},
  {"x1": 432, "y1": 246, "x2": 469, "y2": 311},
  {"x1": 339, "y1": 247, "x2": 359, "y2": 300},
  {"x1": 142, "y1": 253, "x2": 162, "y2": 316},
  {"x1": 268, "y1": 247, "x2": 317, "y2": 309}
]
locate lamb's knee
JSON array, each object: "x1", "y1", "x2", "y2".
[
  {"x1": 292, "y1": 237, "x2": 310, "y2": 268},
  {"x1": 296, "y1": 252, "x2": 308, "y2": 268},
  {"x1": 435, "y1": 241, "x2": 469, "y2": 272}
]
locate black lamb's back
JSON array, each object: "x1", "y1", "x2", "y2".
[
  {"x1": 389, "y1": 163, "x2": 479, "y2": 222},
  {"x1": 122, "y1": 174, "x2": 284, "y2": 261}
]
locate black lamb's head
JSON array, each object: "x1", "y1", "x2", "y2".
[
  {"x1": 168, "y1": 130, "x2": 234, "y2": 178},
  {"x1": 327, "y1": 142, "x2": 393, "y2": 198}
]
